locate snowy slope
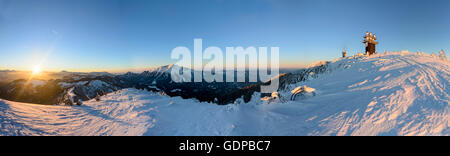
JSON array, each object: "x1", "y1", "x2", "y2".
[
  {"x1": 0, "y1": 52, "x2": 448, "y2": 136},
  {"x1": 277, "y1": 52, "x2": 449, "y2": 135}
]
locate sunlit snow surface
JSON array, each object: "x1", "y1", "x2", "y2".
[{"x1": 1, "y1": 52, "x2": 449, "y2": 136}]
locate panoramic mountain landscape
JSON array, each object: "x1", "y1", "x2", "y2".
[
  {"x1": 1, "y1": 0, "x2": 449, "y2": 140},
  {"x1": 1, "y1": 52, "x2": 448, "y2": 135}
]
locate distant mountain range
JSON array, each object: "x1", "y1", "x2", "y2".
[{"x1": 0, "y1": 64, "x2": 329, "y2": 105}]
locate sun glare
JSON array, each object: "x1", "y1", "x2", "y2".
[{"x1": 32, "y1": 65, "x2": 41, "y2": 75}]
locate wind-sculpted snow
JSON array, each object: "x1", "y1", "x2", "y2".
[
  {"x1": 0, "y1": 52, "x2": 448, "y2": 136},
  {"x1": 277, "y1": 52, "x2": 449, "y2": 135}
]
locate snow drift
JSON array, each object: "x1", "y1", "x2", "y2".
[{"x1": 0, "y1": 52, "x2": 448, "y2": 136}]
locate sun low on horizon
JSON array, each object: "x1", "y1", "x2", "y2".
[{"x1": 32, "y1": 65, "x2": 42, "y2": 75}]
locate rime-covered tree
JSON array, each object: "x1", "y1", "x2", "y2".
[{"x1": 439, "y1": 49, "x2": 447, "y2": 61}]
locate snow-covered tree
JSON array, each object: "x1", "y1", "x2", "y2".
[
  {"x1": 439, "y1": 49, "x2": 447, "y2": 61},
  {"x1": 417, "y1": 51, "x2": 424, "y2": 56},
  {"x1": 234, "y1": 97, "x2": 243, "y2": 105},
  {"x1": 431, "y1": 52, "x2": 437, "y2": 58}
]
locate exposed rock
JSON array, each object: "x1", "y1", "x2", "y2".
[{"x1": 290, "y1": 85, "x2": 316, "y2": 101}]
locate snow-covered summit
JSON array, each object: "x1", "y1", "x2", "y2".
[
  {"x1": 148, "y1": 64, "x2": 188, "y2": 75},
  {"x1": 150, "y1": 64, "x2": 174, "y2": 74},
  {"x1": 0, "y1": 52, "x2": 448, "y2": 136},
  {"x1": 275, "y1": 51, "x2": 449, "y2": 135}
]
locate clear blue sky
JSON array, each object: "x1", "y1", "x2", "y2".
[{"x1": 0, "y1": 0, "x2": 449, "y2": 72}]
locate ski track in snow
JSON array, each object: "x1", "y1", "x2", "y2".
[{"x1": 0, "y1": 53, "x2": 449, "y2": 136}]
